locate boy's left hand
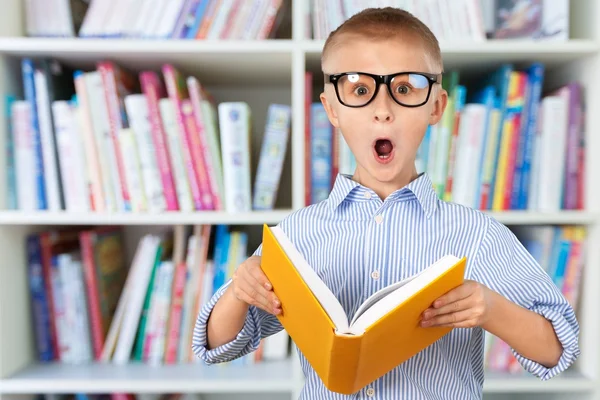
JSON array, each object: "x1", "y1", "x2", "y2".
[{"x1": 420, "y1": 280, "x2": 493, "y2": 329}]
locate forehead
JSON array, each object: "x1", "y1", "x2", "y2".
[{"x1": 322, "y1": 34, "x2": 435, "y2": 75}]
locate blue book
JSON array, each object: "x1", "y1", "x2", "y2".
[
  {"x1": 517, "y1": 63, "x2": 545, "y2": 209},
  {"x1": 21, "y1": 59, "x2": 47, "y2": 209},
  {"x1": 5, "y1": 95, "x2": 17, "y2": 209},
  {"x1": 310, "y1": 103, "x2": 333, "y2": 204}
]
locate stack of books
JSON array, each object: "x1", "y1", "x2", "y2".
[
  {"x1": 26, "y1": 224, "x2": 290, "y2": 366},
  {"x1": 6, "y1": 59, "x2": 291, "y2": 213}
]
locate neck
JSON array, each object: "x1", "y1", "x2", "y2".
[{"x1": 351, "y1": 164, "x2": 420, "y2": 200}]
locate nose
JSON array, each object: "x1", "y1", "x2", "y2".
[{"x1": 373, "y1": 84, "x2": 394, "y2": 123}]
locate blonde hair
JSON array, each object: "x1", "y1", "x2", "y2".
[{"x1": 321, "y1": 7, "x2": 443, "y2": 72}]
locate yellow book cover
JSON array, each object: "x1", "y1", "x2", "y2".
[{"x1": 260, "y1": 224, "x2": 467, "y2": 394}]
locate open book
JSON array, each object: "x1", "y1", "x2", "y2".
[{"x1": 260, "y1": 224, "x2": 466, "y2": 395}]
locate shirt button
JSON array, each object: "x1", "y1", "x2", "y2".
[
  {"x1": 364, "y1": 191, "x2": 372, "y2": 199},
  {"x1": 371, "y1": 270, "x2": 380, "y2": 280},
  {"x1": 375, "y1": 215, "x2": 383, "y2": 224},
  {"x1": 366, "y1": 387, "x2": 375, "y2": 397}
]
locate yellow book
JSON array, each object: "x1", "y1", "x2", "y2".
[{"x1": 260, "y1": 224, "x2": 467, "y2": 395}]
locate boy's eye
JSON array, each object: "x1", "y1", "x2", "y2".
[
  {"x1": 395, "y1": 85, "x2": 411, "y2": 95},
  {"x1": 354, "y1": 86, "x2": 369, "y2": 96}
]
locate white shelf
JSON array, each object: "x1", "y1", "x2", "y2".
[
  {"x1": 0, "y1": 210, "x2": 594, "y2": 226},
  {"x1": 0, "y1": 210, "x2": 294, "y2": 226},
  {"x1": 303, "y1": 39, "x2": 600, "y2": 70},
  {"x1": 0, "y1": 362, "x2": 593, "y2": 394},
  {"x1": 483, "y1": 211, "x2": 599, "y2": 225},
  {"x1": 0, "y1": 38, "x2": 295, "y2": 85},
  {"x1": 482, "y1": 370, "x2": 596, "y2": 393},
  {"x1": 0, "y1": 360, "x2": 296, "y2": 394}
]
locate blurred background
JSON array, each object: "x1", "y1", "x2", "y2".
[{"x1": 0, "y1": 0, "x2": 596, "y2": 399}]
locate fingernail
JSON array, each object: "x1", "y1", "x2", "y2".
[
  {"x1": 265, "y1": 282, "x2": 272, "y2": 290},
  {"x1": 273, "y1": 300, "x2": 280, "y2": 307}
]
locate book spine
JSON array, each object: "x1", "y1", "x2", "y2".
[
  {"x1": 563, "y1": 83, "x2": 582, "y2": 210},
  {"x1": 255, "y1": 0, "x2": 283, "y2": 39},
  {"x1": 164, "y1": 260, "x2": 187, "y2": 364},
  {"x1": 161, "y1": 66, "x2": 205, "y2": 209},
  {"x1": 304, "y1": 72, "x2": 312, "y2": 206},
  {"x1": 517, "y1": 63, "x2": 544, "y2": 210},
  {"x1": 26, "y1": 234, "x2": 55, "y2": 361},
  {"x1": 187, "y1": 77, "x2": 222, "y2": 209},
  {"x1": 33, "y1": 68, "x2": 61, "y2": 211},
  {"x1": 80, "y1": 231, "x2": 104, "y2": 360},
  {"x1": 181, "y1": 99, "x2": 214, "y2": 210},
  {"x1": 39, "y1": 233, "x2": 59, "y2": 358},
  {"x1": 218, "y1": 102, "x2": 252, "y2": 212},
  {"x1": 22, "y1": 58, "x2": 47, "y2": 209},
  {"x1": 98, "y1": 62, "x2": 132, "y2": 211},
  {"x1": 13, "y1": 101, "x2": 38, "y2": 210},
  {"x1": 140, "y1": 72, "x2": 180, "y2": 211},
  {"x1": 253, "y1": 104, "x2": 291, "y2": 210},
  {"x1": 158, "y1": 98, "x2": 194, "y2": 212}
]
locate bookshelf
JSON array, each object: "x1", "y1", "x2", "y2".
[{"x1": 0, "y1": 0, "x2": 599, "y2": 400}]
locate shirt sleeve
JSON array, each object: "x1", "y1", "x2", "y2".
[
  {"x1": 191, "y1": 240, "x2": 284, "y2": 364},
  {"x1": 471, "y1": 217, "x2": 580, "y2": 380}
]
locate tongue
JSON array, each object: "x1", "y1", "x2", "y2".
[{"x1": 376, "y1": 139, "x2": 393, "y2": 156}]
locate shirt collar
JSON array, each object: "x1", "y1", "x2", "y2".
[{"x1": 326, "y1": 172, "x2": 438, "y2": 219}]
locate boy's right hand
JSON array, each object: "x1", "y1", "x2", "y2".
[{"x1": 230, "y1": 256, "x2": 282, "y2": 315}]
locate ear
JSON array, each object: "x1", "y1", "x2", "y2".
[
  {"x1": 428, "y1": 87, "x2": 448, "y2": 126},
  {"x1": 320, "y1": 90, "x2": 340, "y2": 128}
]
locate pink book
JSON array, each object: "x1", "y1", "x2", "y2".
[
  {"x1": 139, "y1": 71, "x2": 180, "y2": 211},
  {"x1": 97, "y1": 61, "x2": 135, "y2": 212},
  {"x1": 188, "y1": 77, "x2": 222, "y2": 209},
  {"x1": 162, "y1": 64, "x2": 214, "y2": 210},
  {"x1": 164, "y1": 260, "x2": 187, "y2": 364},
  {"x1": 256, "y1": 0, "x2": 283, "y2": 39}
]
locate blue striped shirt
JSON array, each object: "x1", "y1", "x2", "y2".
[{"x1": 193, "y1": 172, "x2": 580, "y2": 399}]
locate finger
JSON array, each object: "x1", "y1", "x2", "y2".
[
  {"x1": 422, "y1": 297, "x2": 473, "y2": 319},
  {"x1": 244, "y1": 269, "x2": 281, "y2": 306},
  {"x1": 245, "y1": 260, "x2": 274, "y2": 289},
  {"x1": 432, "y1": 283, "x2": 473, "y2": 309},
  {"x1": 420, "y1": 310, "x2": 473, "y2": 327},
  {"x1": 237, "y1": 280, "x2": 281, "y2": 315},
  {"x1": 435, "y1": 318, "x2": 479, "y2": 329}
]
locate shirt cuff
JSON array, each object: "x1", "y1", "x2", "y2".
[
  {"x1": 191, "y1": 281, "x2": 262, "y2": 364},
  {"x1": 511, "y1": 304, "x2": 580, "y2": 380}
]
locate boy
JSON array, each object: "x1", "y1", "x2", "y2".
[{"x1": 192, "y1": 7, "x2": 580, "y2": 399}]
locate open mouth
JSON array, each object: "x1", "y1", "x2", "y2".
[{"x1": 374, "y1": 138, "x2": 394, "y2": 162}]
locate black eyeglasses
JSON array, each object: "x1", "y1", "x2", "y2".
[{"x1": 324, "y1": 71, "x2": 442, "y2": 108}]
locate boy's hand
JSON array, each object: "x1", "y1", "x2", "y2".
[
  {"x1": 420, "y1": 280, "x2": 493, "y2": 329},
  {"x1": 230, "y1": 256, "x2": 282, "y2": 315}
]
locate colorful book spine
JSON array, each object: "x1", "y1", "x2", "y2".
[
  {"x1": 21, "y1": 58, "x2": 47, "y2": 209},
  {"x1": 140, "y1": 71, "x2": 180, "y2": 211},
  {"x1": 162, "y1": 65, "x2": 211, "y2": 210},
  {"x1": 187, "y1": 76, "x2": 223, "y2": 210},
  {"x1": 98, "y1": 61, "x2": 135, "y2": 212},
  {"x1": 253, "y1": 104, "x2": 291, "y2": 210},
  {"x1": 310, "y1": 103, "x2": 332, "y2": 204}
]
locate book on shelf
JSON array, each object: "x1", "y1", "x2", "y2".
[
  {"x1": 304, "y1": 62, "x2": 585, "y2": 212},
  {"x1": 260, "y1": 224, "x2": 467, "y2": 394},
  {"x1": 26, "y1": 224, "x2": 290, "y2": 366},
  {"x1": 308, "y1": 0, "x2": 569, "y2": 42},
  {"x1": 484, "y1": 224, "x2": 585, "y2": 374},
  {"x1": 23, "y1": 0, "x2": 288, "y2": 40},
  {"x1": 6, "y1": 58, "x2": 291, "y2": 214}
]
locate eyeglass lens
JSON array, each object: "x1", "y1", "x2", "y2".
[{"x1": 337, "y1": 73, "x2": 431, "y2": 106}]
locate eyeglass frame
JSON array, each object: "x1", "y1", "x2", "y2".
[{"x1": 324, "y1": 71, "x2": 443, "y2": 108}]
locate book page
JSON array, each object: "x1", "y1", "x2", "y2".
[
  {"x1": 349, "y1": 273, "x2": 421, "y2": 327},
  {"x1": 270, "y1": 226, "x2": 351, "y2": 333},
  {"x1": 348, "y1": 255, "x2": 461, "y2": 335}
]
